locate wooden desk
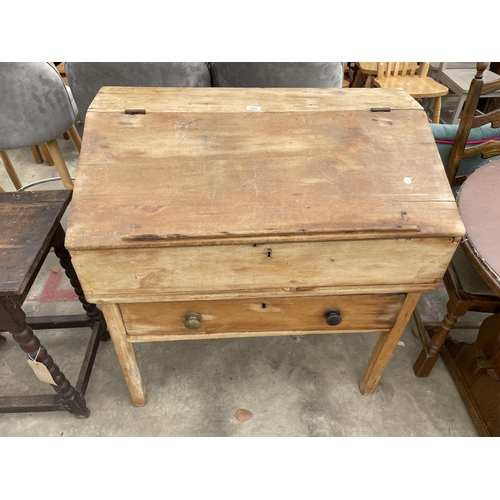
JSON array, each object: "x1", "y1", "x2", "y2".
[
  {"x1": 66, "y1": 87, "x2": 465, "y2": 407},
  {"x1": 441, "y1": 161, "x2": 500, "y2": 436}
]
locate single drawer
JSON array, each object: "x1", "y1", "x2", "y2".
[
  {"x1": 72, "y1": 238, "x2": 457, "y2": 301},
  {"x1": 120, "y1": 293, "x2": 406, "y2": 341}
]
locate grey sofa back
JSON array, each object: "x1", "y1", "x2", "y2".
[
  {"x1": 0, "y1": 62, "x2": 77, "y2": 150},
  {"x1": 210, "y1": 62, "x2": 344, "y2": 88},
  {"x1": 65, "y1": 62, "x2": 212, "y2": 120}
]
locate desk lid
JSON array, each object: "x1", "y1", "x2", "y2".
[{"x1": 66, "y1": 87, "x2": 465, "y2": 250}]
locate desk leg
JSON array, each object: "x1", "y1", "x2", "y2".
[
  {"x1": 101, "y1": 303, "x2": 147, "y2": 407},
  {"x1": 359, "y1": 292, "x2": 421, "y2": 395}
]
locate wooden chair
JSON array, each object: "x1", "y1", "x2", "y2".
[
  {"x1": 435, "y1": 62, "x2": 500, "y2": 124},
  {"x1": 373, "y1": 62, "x2": 449, "y2": 123},
  {"x1": 0, "y1": 189, "x2": 109, "y2": 416},
  {"x1": 351, "y1": 62, "x2": 422, "y2": 89},
  {"x1": 0, "y1": 63, "x2": 81, "y2": 190},
  {"x1": 0, "y1": 126, "x2": 81, "y2": 190},
  {"x1": 351, "y1": 62, "x2": 377, "y2": 88},
  {"x1": 413, "y1": 62, "x2": 500, "y2": 377}
]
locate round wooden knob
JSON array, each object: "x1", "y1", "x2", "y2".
[
  {"x1": 184, "y1": 312, "x2": 202, "y2": 330},
  {"x1": 324, "y1": 309, "x2": 342, "y2": 326}
]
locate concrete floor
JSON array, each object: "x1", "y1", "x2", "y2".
[{"x1": 0, "y1": 120, "x2": 481, "y2": 437}]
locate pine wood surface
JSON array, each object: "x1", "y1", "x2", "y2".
[
  {"x1": 120, "y1": 293, "x2": 405, "y2": 339},
  {"x1": 86, "y1": 86, "x2": 423, "y2": 114},
  {"x1": 359, "y1": 292, "x2": 422, "y2": 394},
  {"x1": 66, "y1": 87, "x2": 466, "y2": 405},
  {"x1": 67, "y1": 88, "x2": 463, "y2": 250},
  {"x1": 71, "y1": 238, "x2": 457, "y2": 303},
  {"x1": 101, "y1": 303, "x2": 147, "y2": 406},
  {"x1": 373, "y1": 76, "x2": 449, "y2": 98}
]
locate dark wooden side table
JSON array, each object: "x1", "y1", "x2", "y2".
[
  {"x1": 0, "y1": 190, "x2": 109, "y2": 417},
  {"x1": 440, "y1": 161, "x2": 500, "y2": 436}
]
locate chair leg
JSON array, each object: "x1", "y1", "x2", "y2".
[
  {"x1": 351, "y1": 70, "x2": 363, "y2": 88},
  {"x1": 450, "y1": 94, "x2": 467, "y2": 124},
  {"x1": 40, "y1": 144, "x2": 54, "y2": 166},
  {"x1": 67, "y1": 124, "x2": 82, "y2": 153},
  {"x1": 0, "y1": 150, "x2": 23, "y2": 190},
  {"x1": 0, "y1": 296, "x2": 90, "y2": 417},
  {"x1": 364, "y1": 75, "x2": 373, "y2": 88},
  {"x1": 413, "y1": 298, "x2": 469, "y2": 377},
  {"x1": 432, "y1": 96, "x2": 442, "y2": 124},
  {"x1": 45, "y1": 139, "x2": 74, "y2": 189},
  {"x1": 30, "y1": 145, "x2": 44, "y2": 164}
]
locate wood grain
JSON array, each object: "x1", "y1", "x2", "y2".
[
  {"x1": 120, "y1": 293, "x2": 405, "y2": 338},
  {"x1": 87, "y1": 86, "x2": 423, "y2": 114},
  {"x1": 66, "y1": 87, "x2": 465, "y2": 405},
  {"x1": 101, "y1": 303, "x2": 147, "y2": 407},
  {"x1": 67, "y1": 106, "x2": 462, "y2": 249},
  {"x1": 70, "y1": 238, "x2": 458, "y2": 302},
  {"x1": 0, "y1": 191, "x2": 71, "y2": 295},
  {"x1": 359, "y1": 292, "x2": 422, "y2": 394}
]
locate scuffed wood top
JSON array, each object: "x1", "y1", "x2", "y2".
[
  {"x1": 86, "y1": 86, "x2": 424, "y2": 114},
  {"x1": 0, "y1": 190, "x2": 71, "y2": 294},
  {"x1": 67, "y1": 87, "x2": 464, "y2": 250}
]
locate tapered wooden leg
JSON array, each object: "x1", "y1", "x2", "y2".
[
  {"x1": 39, "y1": 143, "x2": 54, "y2": 166},
  {"x1": 364, "y1": 75, "x2": 373, "y2": 88},
  {"x1": 67, "y1": 124, "x2": 82, "y2": 153},
  {"x1": 0, "y1": 150, "x2": 23, "y2": 190},
  {"x1": 45, "y1": 139, "x2": 74, "y2": 189},
  {"x1": 432, "y1": 96, "x2": 442, "y2": 124},
  {"x1": 101, "y1": 303, "x2": 147, "y2": 406},
  {"x1": 359, "y1": 292, "x2": 422, "y2": 394},
  {"x1": 30, "y1": 145, "x2": 44, "y2": 164}
]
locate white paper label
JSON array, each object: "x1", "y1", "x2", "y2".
[
  {"x1": 404, "y1": 177, "x2": 412, "y2": 184},
  {"x1": 246, "y1": 106, "x2": 261, "y2": 111},
  {"x1": 27, "y1": 358, "x2": 57, "y2": 385}
]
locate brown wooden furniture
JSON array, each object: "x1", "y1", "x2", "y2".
[
  {"x1": 435, "y1": 62, "x2": 500, "y2": 123},
  {"x1": 374, "y1": 62, "x2": 449, "y2": 124},
  {"x1": 56, "y1": 62, "x2": 69, "y2": 85},
  {"x1": 0, "y1": 190, "x2": 109, "y2": 417},
  {"x1": 413, "y1": 63, "x2": 500, "y2": 378},
  {"x1": 65, "y1": 86, "x2": 464, "y2": 407},
  {"x1": 351, "y1": 63, "x2": 422, "y2": 89},
  {"x1": 429, "y1": 162, "x2": 500, "y2": 436},
  {"x1": 441, "y1": 63, "x2": 500, "y2": 188},
  {"x1": 351, "y1": 62, "x2": 379, "y2": 88}
]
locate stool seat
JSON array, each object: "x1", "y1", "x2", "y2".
[{"x1": 0, "y1": 190, "x2": 71, "y2": 296}]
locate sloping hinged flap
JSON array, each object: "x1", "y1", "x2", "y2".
[{"x1": 67, "y1": 87, "x2": 465, "y2": 250}]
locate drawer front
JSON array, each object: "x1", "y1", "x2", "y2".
[
  {"x1": 120, "y1": 293, "x2": 406, "y2": 340},
  {"x1": 72, "y1": 238, "x2": 457, "y2": 301}
]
